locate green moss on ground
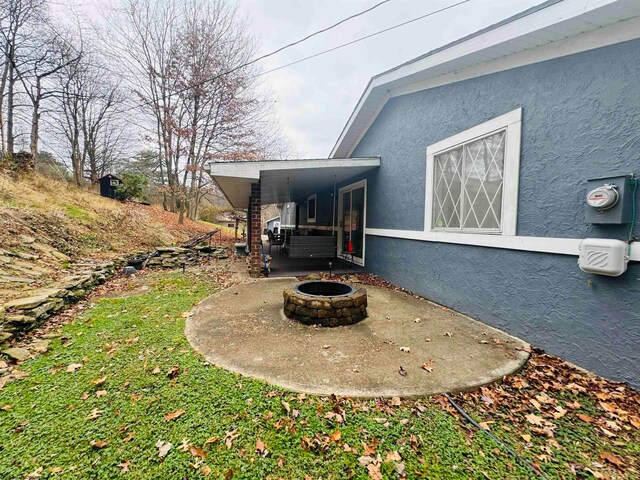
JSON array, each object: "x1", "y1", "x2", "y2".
[{"x1": 0, "y1": 271, "x2": 636, "y2": 479}]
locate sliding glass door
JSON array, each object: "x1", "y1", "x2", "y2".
[{"x1": 338, "y1": 180, "x2": 366, "y2": 265}]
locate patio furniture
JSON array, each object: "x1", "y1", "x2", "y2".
[
  {"x1": 267, "y1": 230, "x2": 285, "y2": 254},
  {"x1": 286, "y1": 235, "x2": 336, "y2": 259}
]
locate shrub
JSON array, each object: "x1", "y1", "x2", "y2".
[{"x1": 115, "y1": 173, "x2": 148, "y2": 202}]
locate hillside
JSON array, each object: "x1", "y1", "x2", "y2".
[{"x1": 0, "y1": 173, "x2": 231, "y2": 304}]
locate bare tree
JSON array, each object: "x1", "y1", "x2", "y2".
[
  {"x1": 0, "y1": 0, "x2": 46, "y2": 154},
  {"x1": 107, "y1": 0, "x2": 282, "y2": 222},
  {"x1": 58, "y1": 51, "x2": 127, "y2": 186},
  {"x1": 14, "y1": 28, "x2": 81, "y2": 157}
]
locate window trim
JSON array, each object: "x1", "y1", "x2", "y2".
[
  {"x1": 307, "y1": 194, "x2": 317, "y2": 223},
  {"x1": 425, "y1": 108, "x2": 522, "y2": 237}
]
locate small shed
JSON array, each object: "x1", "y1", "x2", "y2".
[
  {"x1": 99, "y1": 174, "x2": 122, "y2": 199},
  {"x1": 266, "y1": 216, "x2": 280, "y2": 234}
]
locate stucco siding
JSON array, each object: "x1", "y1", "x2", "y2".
[{"x1": 350, "y1": 39, "x2": 640, "y2": 387}]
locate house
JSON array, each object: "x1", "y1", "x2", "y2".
[
  {"x1": 98, "y1": 174, "x2": 122, "y2": 199},
  {"x1": 266, "y1": 216, "x2": 281, "y2": 234},
  {"x1": 209, "y1": 0, "x2": 640, "y2": 388}
]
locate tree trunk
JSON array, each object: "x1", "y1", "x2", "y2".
[
  {"x1": 29, "y1": 81, "x2": 41, "y2": 158},
  {"x1": 0, "y1": 46, "x2": 9, "y2": 153},
  {"x1": 6, "y1": 54, "x2": 15, "y2": 154}
]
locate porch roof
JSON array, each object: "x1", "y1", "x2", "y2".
[{"x1": 207, "y1": 157, "x2": 380, "y2": 208}]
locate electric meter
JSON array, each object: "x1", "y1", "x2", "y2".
[{"x1": 586, "y1": 184, "x2": 619, "y2": 210}]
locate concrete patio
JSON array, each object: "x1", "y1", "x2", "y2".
[{"x1": 185, "y1": 277, "x2": 529, "y2": 397}]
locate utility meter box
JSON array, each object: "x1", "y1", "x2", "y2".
[
  {"x1": 585, "y1": 175, "x2": 633, "y2": 224},
  {"x1": 578, "y1": 238, "x2": 629, "y2": 276}
]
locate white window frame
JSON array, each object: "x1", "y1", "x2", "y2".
[
  {"x1": 425, "y1": 108, "x2": 522, "y2": 237},
  {"x1": 307, "y1": 194, "x2": 317, "y2": 223},
  {"x1": 338, "y1": 179, "x2": 367, "y2": 266}
]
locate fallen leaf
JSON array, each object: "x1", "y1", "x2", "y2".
[
  {"x1": 167, "y1": 366, "x2": 180, "y2": 379},
  {"x1": 479, "y1": 421, "x2": 493, "y2": 431},
  {"x1": 156, "y1": 440, "x2": 172, "y2": 458},
  {"x1": 577, "y1": 414, "x2": 596, "y2": 423},
  {"x1": 181, "y1": 311, "x2": 194, "y2": 318},
  {"x1": 86, "y1": 408, "x2": 102, "y2": 420},
  {"x1": 130, "y1": 393, "x2": 142, "y2": 402},
  {"x1": 164, "y1": 409, "x2": 186, "y2": 421},
  {"x1": 66, "y1": 363, "x2": 83, "y2": 373},
  {"x1": 398, "y1": 366, "x2": 407, "y2": 376},
  {"x1": 385, "y1": 451, "x2": 401, "y2": 462},
  {"x1": 91, "y1": 376, "x2": 107, "y2": 386},
  {"x1": 1, "y1": 404, "x2": 11, "y2": 411},
  {"x1": 443, "y1": 332, "x2": 453, "y2": 337},
  {"x1": 24, "y1": 467, "x2": 43, "y2": 479},
  {"x1": 255, "y1": 439, "x2": 266, "y2": 454},
  {"x1": 96, "y1": 390, "x2": 107, "y2": 398},
  {"x1": 189, "y1": 444, "x2": 209, "y2": 459},
  {"x1": 329, "y1": 431, "x2": 342, "y2": 442},
  {"x1": 225, "y1": 429, "x2": 239, "y2": 449},
  {"x1": 599, "y1": 401, "x2": 618, "y2": 414},
  {"x1": 367, "y1": 462, "x2": 382, "y2": 480},
  {"x1": 390, "y1": 396, "x2": 401, "y2": 406},
  {"x1": 600, "y1": 451, "x2": 624, "y2": 468},
  {"x1": 521, "y1": 434, "x2": 532, "y2": 442},
  {"x1": 413, "y1": 318, "x2": 421, "y2": 323},
  {"x1": 122, "y1": 432, "x2": 135, "y2": 443},
  {"x1": 629, "y1": 415, "x2": 640, "y2": 429},
  {"x1": 421, "y1": 360, "x2": 434, "y2": 372},
  {"x1": 152, "y1": 367, "x2": 161, "y2": 375},
  {"x1": 282, "y1": 401, "x2": 291, "y2": 414},
  {"x1": 399, "y1": 347, "x2": 410, "y2": 353},
  {"x1": 322, "y1": 345, "x2": 331, "y2": 349},
  {"x1": 525, "y1": 413, "x2": 544, "y2": 426},
  {"x1": 117, "y1": 460, "x2": 131, "y2": 472},
  {"x1": 49, "y1": 467, "x2": 63, "y2": 474},
  {"x1": 90, "y1": 439, "x2": 109, "y2": 449},
  {"x1": 200, "y1": 465, "x2": 212, "y2": 476}
]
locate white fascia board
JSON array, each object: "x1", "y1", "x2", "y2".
[
  {"x1": 210, "y1": 158, "x2": 380, "y2": 179},
  {"x1": 365, "y1": 228, "x2": 640, "y2": 262},
  {"x1": 331, "y1": 0, "x2": 640, "y2": 158}
]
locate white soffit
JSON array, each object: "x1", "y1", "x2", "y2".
[
  {"x1": 330, "y1": 0, "x2": 640, "y2": 158},
  {"x1": 208, "y1": 158, "x2": 380, "y2": 208}
]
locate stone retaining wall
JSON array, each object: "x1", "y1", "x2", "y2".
[
  {"x1": 0, "y1": 260, "x2": 123, "y2": 347},
  {"x1": 1, "y1": 244, "x2": 230, "y2": 350},
  {"x1": 143, "y1": 246, "x2": 228, "y2": 268},
  {"x1": 283, "y1": 287, "x2": 368, "y2": 327}
]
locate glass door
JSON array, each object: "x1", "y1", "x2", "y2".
[{"x1": 338, "y1": 180, "x2": 366, "y2": 265}]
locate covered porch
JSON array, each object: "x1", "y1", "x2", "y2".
[{"x1": 208, "y1": 158, "x2": 380, "y2": 277}]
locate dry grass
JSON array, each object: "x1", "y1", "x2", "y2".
[{"x1": 0, "y1": 173, "x2": 219, "y2": 302}]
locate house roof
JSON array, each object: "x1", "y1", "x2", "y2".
[
  {"x1": 99, "y1": 174, "x2": 122, "y2": 181},
  {"x1": 266, "y1": 216, "x2": 280, "y2": 223},
  {"x1": 330, "y1": 0, "x2": 640, "y2": 158},
  {"x1": 208, "y1": 158, "x2": 380, "y2": 208}
]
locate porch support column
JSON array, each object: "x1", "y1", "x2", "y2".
[{"x1": 249, "y1": 180, "x2": 262, "y2": 278}]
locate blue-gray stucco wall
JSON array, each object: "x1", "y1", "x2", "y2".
[{"x1": 350, "y1": 39, "x2": 640, "y2": 388}]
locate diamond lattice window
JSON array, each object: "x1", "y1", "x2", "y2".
[{"x1": 432, "y1": 130, "x2": 505, "y2": 232}]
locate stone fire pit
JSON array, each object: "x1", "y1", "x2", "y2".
[{"x1": 283, "y1": 281, "x2": 368, "y2": 327}]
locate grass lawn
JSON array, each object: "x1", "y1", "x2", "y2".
[{"x1": 0, "y1": 270, "x2": 637, "y2": 479}]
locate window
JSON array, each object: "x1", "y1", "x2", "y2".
[
  {"x1": 425, "y1": 108, "x2": 521, "y2": 236},
  {"x1": 307, "y1": 194, "x2": 316, "y2": 223},
  {"x1": 110, "y1": 179, "x2": 120, "y2": 186}
]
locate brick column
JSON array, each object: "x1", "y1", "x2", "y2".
[{"x1": 249, "y1": 181, "x2": 262, "y2": 277}]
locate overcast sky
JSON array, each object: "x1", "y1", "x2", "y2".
[
  {"x1": 50, "y1": 0, "x2": 545, "y2": 159},
  {"x1": 233, "y1": 0, "x2": 543, "y2": 158}
]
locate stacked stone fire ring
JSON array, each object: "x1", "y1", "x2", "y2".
[{"x1": 283, "y1": 281, "x2": 368, "y2": 327}]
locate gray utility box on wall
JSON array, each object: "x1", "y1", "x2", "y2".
[{"x1": 585, "y1": 175, "x2": 634, "y2": 224}]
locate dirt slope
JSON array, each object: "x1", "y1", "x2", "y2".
[{"x1": 0, "y1": 173, "x2": 217, "y2": 303}]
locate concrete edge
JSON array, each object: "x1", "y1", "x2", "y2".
[{"x1": 184, "y1": 281, "x2": 531, "y2": 399}]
